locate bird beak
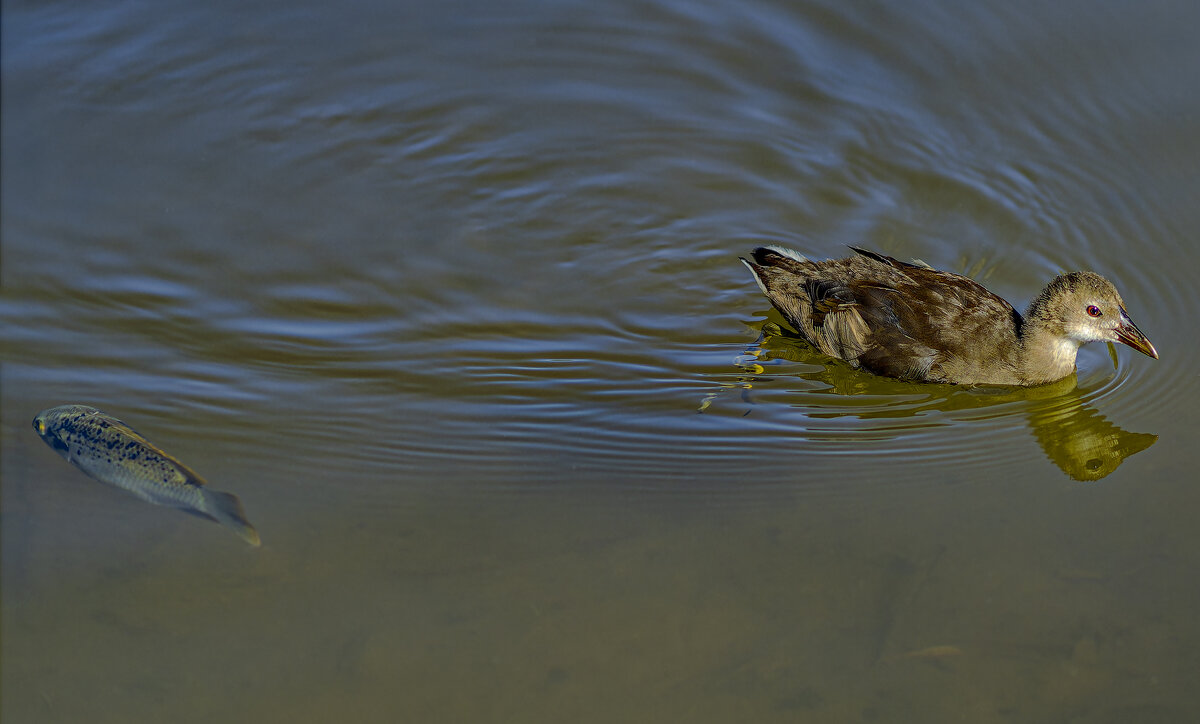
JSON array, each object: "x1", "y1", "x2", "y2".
[{"x1": 1115, "y1": 308, "x2": 1158, "y2": 359}]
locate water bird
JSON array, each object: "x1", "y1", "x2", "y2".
[
  {"x1": 32, "y1": 405, "x2": 260, "y2": 546},
  {"x1": 740, "y1": 246, "x2": 1157, "y2": 386}
]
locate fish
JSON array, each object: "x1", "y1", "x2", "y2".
[{"x1": 32, "y1": 404, "x2": 261, "y2": 546}]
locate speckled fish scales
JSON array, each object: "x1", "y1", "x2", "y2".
[{"x1": 32, "y1": 404, "x2": 260, "y2": 546}]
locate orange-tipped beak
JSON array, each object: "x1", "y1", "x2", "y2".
[{"x1": 1116, "y1": 308, "x2": 1158, "y2": 359}]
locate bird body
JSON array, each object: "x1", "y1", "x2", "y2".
[{"x1": 740, "y1": 246, "x2": 1157, "y2": 386}]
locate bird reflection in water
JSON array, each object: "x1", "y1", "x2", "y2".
[
  {"x1": 1025, "y1": 394, "x2": 1156, "y2": 482},
  {"x1": 706, "y1": 322, "x2": 1156, "y2": 482}
]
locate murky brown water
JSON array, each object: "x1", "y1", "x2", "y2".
[{"x1": 4, "y1": 0, "x2": 1200, "y2": 721}]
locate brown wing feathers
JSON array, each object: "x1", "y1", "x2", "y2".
[{"x1": 742, "y1": 246, "x2": 950, "y2": 380}]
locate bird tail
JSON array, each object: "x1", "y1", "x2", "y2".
[
  {"x1": 739, "y1": 256, "x2": 770, "y2": 296},
  {"x1": 205, "y1": 489, "x2": 261, "y2": 547}
]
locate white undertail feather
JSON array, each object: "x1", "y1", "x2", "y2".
[
  {"x1": 764, "y1": 245, "x2": 808, "y2": 263},
  {"x1": 739, "y1": 258, "x2": 770, "y2": 296}
]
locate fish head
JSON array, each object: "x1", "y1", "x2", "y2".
[
  {"x1": 33, "y1": 412, "x2": 71, "y2": 455},
  {"x1": 32, "y1": 405, "x2": 102, "y2": 457}
]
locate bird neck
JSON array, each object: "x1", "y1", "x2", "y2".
[{"x1": 1018, "y1": 316, "x2": 1081, "y2": 385}]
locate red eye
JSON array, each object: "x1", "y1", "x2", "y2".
[{"x1": 1087, "y1": 305, "x2": 1102, "y2": 317}]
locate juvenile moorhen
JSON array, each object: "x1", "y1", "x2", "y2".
[{"x1": 740, "y1": 246, "x2": 1158, "y2": 386}]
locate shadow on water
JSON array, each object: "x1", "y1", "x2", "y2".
[{"x1": 713, "y1": 320, "x2": 1156, "y2": 482}]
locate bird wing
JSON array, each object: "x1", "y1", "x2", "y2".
[
  {"x1": 849, "y1": 269, "x2": 1023, "y2": 381},
  {"x1": 744, "y1": 246, "x2": 1024, "y2": 382},
  {"x1": 802, "y1": 278, "x2": 873, "y2": 361}
]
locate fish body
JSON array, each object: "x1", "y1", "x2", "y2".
[{"x1": 32, "y1": 405, "x2": 260, "y2": 546}]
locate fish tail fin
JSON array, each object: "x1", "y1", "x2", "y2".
[{"x1": 205, "y1": 490, "x2": 262, "y2": 547}]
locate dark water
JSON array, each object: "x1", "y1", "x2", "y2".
[{"x1": 4, "y1": 0, "x2": 1200, "y2": 721}]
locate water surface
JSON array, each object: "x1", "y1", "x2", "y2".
[{"x1": 4, "y1": 0, "x2": 1200, "y2": 721}]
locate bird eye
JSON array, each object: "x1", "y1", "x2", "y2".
[{"x1": 1086, "y1": 305, "x2": 1102, "y2": 317}]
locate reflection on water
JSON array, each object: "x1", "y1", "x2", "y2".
[
  {"x1": 728, "y1": 322, "x2": 1157, "y2": 481},
  {"x1": 1027, "y1": 394, "x2": 1157, "y2": 482}
]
